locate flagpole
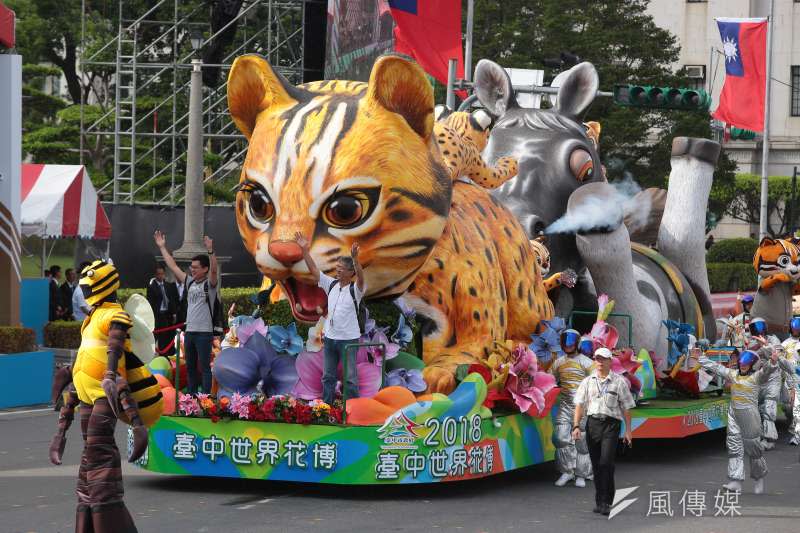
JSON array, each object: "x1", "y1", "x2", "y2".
[{"x1": 759, "y1": 0, "x2": 775, "y2": 240}]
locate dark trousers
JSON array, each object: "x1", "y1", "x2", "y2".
[
  {"x1": 155, "y1": 311, "x2": 176, "y2": 356},
  {"x1": 586, "y1": 416, "x2": 621, "y2": 507},
  {"x1": 184, "y1": 332, "x2": 213, "y2": 394}
]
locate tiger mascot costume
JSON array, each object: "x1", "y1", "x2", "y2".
[
  {"x1": 227, "y1": 54, "x2": 554, "y2": 393},
  {"x1": 49, "y1": 260, "x2": 162, "y2": 533},
  {"x1": 751, "y1": 237, "x2": 800, "y2": 335}
]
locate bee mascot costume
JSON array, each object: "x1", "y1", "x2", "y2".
[{"x1": 49, "y1": 260, "x2": 163, "y2": 533}]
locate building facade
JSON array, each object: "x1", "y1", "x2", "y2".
[{"x1": 648, "y1": 0, "x2": 800, "y2": 238}]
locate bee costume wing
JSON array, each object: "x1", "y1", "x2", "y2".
[{"x1": 124, "y1": 294, "x2": 156, "y2": 364}]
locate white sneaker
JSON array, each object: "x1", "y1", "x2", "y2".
[
  {"x1": 555, "y1": 473, "x2": 575, "y2": 487},
  {"x1": 575, "y1": 477, "x2": 586, "y2": 488},
  {"x1": 754, "y1": 478, "x2": 765, "y2": 494},
  {"x1": 789, "y1": 436, "x2": 798, "y2": 446},
  {"x1": 723, "y1": 480, "x2": 742, "y2": 492}
]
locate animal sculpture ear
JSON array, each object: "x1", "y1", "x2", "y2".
[
  {"x1": 434, "y1": 104, "x2": 451, "y2": 122},
  {"x1": 758, "y1": 236, "x2": 776, "y2": 247},
  {"x1": 227, "y1": 54, "x2": 297, "y2": 139},
  {"x1": 473, "y1": 59, "x2": 517, "y2": 116},
  {"x1": 367, "y1": 55, "x2": 434, "y2": 139},
  {"x1": 556, "y1": 62, "x2": 599, "y2": 120}
]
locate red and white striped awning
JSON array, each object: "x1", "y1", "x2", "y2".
[{"x1": 20, "y1": 164, "x2": 111, "y2": 239}]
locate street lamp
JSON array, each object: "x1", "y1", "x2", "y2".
[{"x1": 190, "y1": 27, "x2": 204, "y2": 54}]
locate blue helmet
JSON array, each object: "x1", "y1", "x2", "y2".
[
  {"x1": 578, "y1": 336, "x2": 594, "y2": 357},
  {"x1": 561, "y1": 329, "x2": 581, "y2": 351},
  {"x1": 791, "y1": 317, "x2": 800, "y2": 332},
  {"x1": 749, "y1": 318, "x2": 767, "y2": 336},
  {"x1": 739, "y1": 350, "x2": 758, "y2": 368},
  {"x1": 741, "y1": 294, "x2": 754, "y2": 304}
]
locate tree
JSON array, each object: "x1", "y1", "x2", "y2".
[
  {"x1": 468, "y1": 0, "x2": 736, "y2": 224},
  {"x1": 723, "y1": 174, "x2": 797, "y2": 237}
]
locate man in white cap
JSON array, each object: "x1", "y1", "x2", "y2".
[{"x1": 573, "y1": 347, "x2": 635, "y2": 516}]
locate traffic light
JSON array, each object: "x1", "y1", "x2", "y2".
[
  {"x1": 613, "y1": 84, "x2": 711, "y2": 111},
  {"x1": 729, "y1": 127, "x2": 756, "y2": 140}
]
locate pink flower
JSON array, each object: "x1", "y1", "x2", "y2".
[
  {"x1": 291, "y1": 349, "x2": 382, "y2": 401},
  {"x1": 504, "y1": 344, "x2": 558, "y2": 416},
  {"x1": 178, "y1": 393, "x2": 201, "y2": 416},
  {"x1": 229, "y1": 392, "x2": 251, "y2": 419}
]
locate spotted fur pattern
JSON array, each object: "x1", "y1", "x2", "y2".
[
  {"x1": 434, "y1": 109, "x2": 518, "y2": 188},
  {"x1": 227, "y1": 55, "x2": 553, "y2": 393}
]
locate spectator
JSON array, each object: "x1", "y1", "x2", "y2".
[
  {"x1": 154, "y1": 230, "x2": 218, "y2": 394},
  {"x1": 72, "y1": 261, "x2": 92, "y2": 322},
  {"x1": 48, "y1": 265, "x2": 62, "y2": 321},
  {"x1": 147, "y1": 263, "x2": 180, "y2": 356},
  {"x1": 295, "y1": 232, "x2": 365, "y2": 406},
  {"x1": 572, "y1": 347, "x2": 635, "y2": 516},
  {"x1": 705, "y1": 234, "x2": 715, "y2": 250},
  {"x1": 59, "y1": 268, "x2": 78, "y2": 320}
]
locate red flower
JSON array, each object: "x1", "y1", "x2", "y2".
[
  {"x1": 485, "y1": 388, "x2": 514, "y2": 410},
  {"x1": 210, "y1": 415, "x2": 220, "y2": 423},
  {"x1": 467, "y1": 363, "x2": 492, "y2": 385}
]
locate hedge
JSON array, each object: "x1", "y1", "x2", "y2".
[
  {"x1": 707, "y1": 263, "x2": 758, "y2": 292},
  {"x1": 0, "y1": 326, "x2": 36, "y2": 354},
  {"x1": 44, "y1": 321, "x2": 83, "y2": 349},
  {"x1": 707, "y1": 238, "x2": 758, "y2": 263},
  {"x1": 118, "y1": 287, "x2": 260, "y2": 316}
]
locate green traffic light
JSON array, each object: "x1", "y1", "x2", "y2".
[{"x1": 612, "y1": 84, "x2": 711, "y2": 111}]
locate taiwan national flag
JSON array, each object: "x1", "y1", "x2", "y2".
[
  {"x1": 389, "y1": 0, "x2": 464, "y2": 87},
  {"x1": 712, "y1": 17, "x2": 768, "y2": 132}
]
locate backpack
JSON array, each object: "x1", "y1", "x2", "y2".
[
  {"x1": 327, "y1": 279, "x2": 367, "y2": 336},
  {"x1": 177, "y1": 277, "x2": 225, "y2": 337}
]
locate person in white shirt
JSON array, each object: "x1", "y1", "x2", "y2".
[
  {"x1": 72, "y1": 261, "x2": 92, "y2": 321},
  {"x1": 296, "y1": 232, "x2": 365, "y2": 406},
  {"x1": 573, "y1": 347, "x2": 635, "y2": 516}
]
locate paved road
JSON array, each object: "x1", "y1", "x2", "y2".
[{"x1": 2, "y1": 407, "x2": 800, "y2": 533}]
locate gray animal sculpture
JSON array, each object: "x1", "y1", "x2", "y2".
[
  {"x1": 566, "y1": 138, "x2": 720, "y2": 358},
  {"x1": 473, "y1": 59, "x2": 718, "y2": 352}
]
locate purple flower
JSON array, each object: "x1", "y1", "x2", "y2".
[
  {"x1": 213, "y1": 331, "x2": 298, "y2": 398},
  {"x1": 386, "y1": 368, "x2": 426, "y2": 393}
]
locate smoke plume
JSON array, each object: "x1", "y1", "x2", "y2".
[{"x1": 546, "y1": 174, "x2": 652, "y2": 235}]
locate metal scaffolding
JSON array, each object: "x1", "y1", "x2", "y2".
[{"x1": 81, "y1": 0, "x2": 308, "y2": 205}]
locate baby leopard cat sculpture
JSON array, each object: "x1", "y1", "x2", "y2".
[
  {"x1": 433, "y1": 106, "x2": 518, "y2": 188},
  {"x1": 227, "y1": 54, "x2": 553, "y2": 393}
]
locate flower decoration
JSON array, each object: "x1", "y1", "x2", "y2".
[
  {"x1": 361, "y1": 327, "x2": 399, "y2": 365},
  {"x1": 386, "y1": 368, "x2": 427, "y2": 393},
  {"x1": 235, "y1": 317, "x2": 267, "y2": 346},
  {"x1": 590, "y1": 294, "x2": 619, "y2": 349},
  {"x1": 269, "y1": 323, "x2": 304, "y2": 357},
  {"x1": 393, "y1": 296, "x2": 416, "y2": 322},
  {"x1": 229, "y1": 392, "x2": 252, "y2": 419},
  {"x1": 177, "y1": 392, "x2": 342, "y2": 425},
  {"x1": 292, "y1": 348, "x2": 383, "y2": 401},
  {"x1": 306, "y1": 317, "x2": 325, "y2": 352},
  {"x1": 529, "y1": 317, "x2": 566, "y2": 364},
  {"x1": 391, "y1": 314, "x2": 414, "y2": 348},
  {"x1": 213, "y1": 331, "x2": 299, "y2": 399},
  {"x1": 504, "y1": 344, "x2": 559, "y2": 417},
  {"x1": 178, "y1": 392, "x2": 201, "y2": 416}
]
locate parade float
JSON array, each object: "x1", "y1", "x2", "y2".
[{"x1": 132, "y1": 54, "x2": 737, "y2": 485}]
